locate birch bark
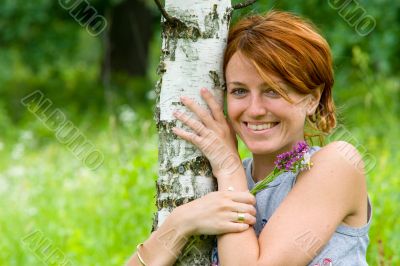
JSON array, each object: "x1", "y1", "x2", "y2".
[{"x1": 153, "y1": 0, "x2": 232, "y2": 265}]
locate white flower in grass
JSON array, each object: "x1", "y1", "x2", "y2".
[
  {"x1": 0, "y1": 176, "x2": 9, "y2": 194},
  {"x1": 11, "y1": 143, "x2": 25, "y2": 160},
  {"x1": 8, "y1": 165, "x2": 26, "y2": 178},
  {"x1": 302, "y1": 152, "x2": 312, "y2": 170},
  {"x1": 27, "y1": 207, "x2": 38, "y2": 217},
  {"x1": 119, "y1": 105, "x2": 137, "y2": 125},
  {"x1": 20, "y1": 130, "x2": 33, "y2": 141},
  {"x1": 64, "y1": 178, "x2": 79, "y2": 191}
]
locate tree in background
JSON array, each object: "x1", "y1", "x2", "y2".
[
  {"x1": 103, "y1": 0, "x2": 154, "y2": 77},
  {"x1": 0, "y1": 0, "x2": 158, "y2": 120},
  {"x1": 153, "y1": 0, "x2": 255, "y2": 264}
]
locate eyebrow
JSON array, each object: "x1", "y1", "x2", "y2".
[
  {"x1": 227, "y1": 81, "x2": 269, "y2": 86},
  {"x1": 227, "y1": 81, "x2": 245, "y2": 86},
  {"x1": 227, "y1": 81, "x2": 288, "y2": 88}
]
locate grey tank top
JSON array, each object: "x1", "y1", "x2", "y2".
[{"x1": 243, "y1": 146, "x2": 372, "y2": 265}]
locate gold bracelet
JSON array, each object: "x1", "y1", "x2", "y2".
[{"x1": 136, "y1": 243, "x2": 147, "y2": 266}]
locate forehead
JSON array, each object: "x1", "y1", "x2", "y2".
[
  {"x1": 225, "y1": 52, "x2": 284, "y2": 87},
  {"x1": 225, "y1": 52, "x2": 258, "y2": 80}
]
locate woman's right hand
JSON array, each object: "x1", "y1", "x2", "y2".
[{"x1": 174, "y1": 190, "x2": 257, "y2": 236}]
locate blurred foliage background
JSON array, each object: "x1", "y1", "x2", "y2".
[{"x1": 0, "y1": 0, "x2": 398, "y2": 265}]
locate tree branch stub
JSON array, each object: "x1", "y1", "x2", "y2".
[
  {"x1": 232, "y1": 0, "x2": 257, "y2": 10},
  {"x1": 154, "y1": 0, "x2": 182, "y2": 26}
]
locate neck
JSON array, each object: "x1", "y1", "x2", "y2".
[{"x1": 251, "y1": 153, "x2": 278, "y2": 182}]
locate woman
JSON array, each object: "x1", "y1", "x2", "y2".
[{"x1": 128, "y1": 10, "x2": 371, "y2": 266}]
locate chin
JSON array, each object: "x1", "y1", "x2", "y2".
[{"x1": 244, "y1": 140, "x2": 281, "y2": 155}]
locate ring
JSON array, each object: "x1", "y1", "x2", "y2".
[
  {"x1": 236, "y1": 212, "x2": 245, "y2": 223},
  {"x1": 227, "y1": 186, "x2": 234, "y2": 191}
]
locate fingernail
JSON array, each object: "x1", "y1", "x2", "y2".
[
  {"x1": 173, "y1": 110, "x2": 181, "y2": 116},
  {"x1": 201, "y1": 88, "x2": 208, "y2": 93},
  {"x1": 180, "y1": 96, "x2": 187, "y2": 102}
]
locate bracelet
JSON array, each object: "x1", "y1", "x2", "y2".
[{"x1": 136, "y1": 243, "x2": 147, "y2": 266}]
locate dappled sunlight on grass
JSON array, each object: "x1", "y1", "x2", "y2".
[{"x1": 0, "y1": 115, "x2": 158, "y2": 265}]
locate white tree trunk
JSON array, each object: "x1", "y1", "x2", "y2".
[{"x1": 154, "y1": 0, "x2": 232, "y2": 264}]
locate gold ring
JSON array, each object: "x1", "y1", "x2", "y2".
[{"x1": 237, "y1": 212, "x2": 245, "y2": 223}]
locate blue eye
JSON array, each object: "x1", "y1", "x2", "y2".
[
  {"x1": 264, "y1": 89, "x2": 280, "y2": 98},
  {"x1": 230, "y1": 88, "x2": 247, "y2": 96}
]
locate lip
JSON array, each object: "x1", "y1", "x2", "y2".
[
  {"x1": 245, "y1": 121, "x2": 279, "y2": 125},
  {"x1": 242, "y1": 121, "x2": 280, "y2": 134}
]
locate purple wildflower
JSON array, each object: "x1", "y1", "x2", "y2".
[
  {"x1": 274, "y1": 141, "x2": 310, "y2": 171},
  {"x1": 251, "y1": 141, "x2": 313, "y2": 195}
]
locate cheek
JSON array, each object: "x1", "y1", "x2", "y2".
[
  {"x1": 275, "y1": 103, "x2": 307, "y2": 127},
  {"x1": 285, "y1": 109, "x2": 307, "y2": 131},
  {"x1": 226, "y1": 98, "x2": 241, "y2": 119}
]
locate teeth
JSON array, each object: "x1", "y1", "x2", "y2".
[{"x1": 247, "y1": 123, "x2": 276, "y2": 131}]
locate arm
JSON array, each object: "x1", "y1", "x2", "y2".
[
  {"x1": 216, "y1": 167, "x2": 260, "y2": 263},
  {"x1": 217, "y1": 141, "x2": 367, "y2": 265},
  {"x1": 126, "y1": 190, "x2": 256, "y2": 266},
  {"x1": 125, "y1": 206, "x2": 190, "y2": 266}
]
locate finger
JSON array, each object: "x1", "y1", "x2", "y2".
[
  {"x1": 221, "y1": 222, "x2": 250, "y2": 234},
  {"x1": 180, "y1": 96, "x2": 216, "y2": 129},
  {"x1": 172, "y1": 120, "x2": 225, "y2": 159},
  {"x1": 200, "y1": 88, "x2": 226, "y2": 123},
  {"x1": 227, "y1": 191, "x2": 256, "y2": 205},
  {"x1": 173, "y1": 111, "x2": 209, "y2": 136},
  {"x1": 230, "y1": 212, "x2": 256, "y2": 225},
  {"x1": 172, "y1": 126, "x2": 202, "y2": 145},
  {"x1": 227, "y1": 118, "x2": 239, "y2": 150},
  {"x1": 233, "y1": 202, "x2": 257, "y2": 216}
]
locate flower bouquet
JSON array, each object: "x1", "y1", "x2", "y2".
[{"x1": 250, "y1": 141, "x2": 313, "y2": 195}]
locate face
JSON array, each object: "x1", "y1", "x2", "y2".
[{"x1": 226, "y1": 52, "x2": 312, "y2": 155}]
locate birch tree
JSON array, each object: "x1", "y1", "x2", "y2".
[{"x1": 153, "y1": 1, "x2": 256, "y2": 264}]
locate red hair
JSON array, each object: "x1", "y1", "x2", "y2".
[{"x1": 224, "y1": 10, "x2": 336, "y2": 135}]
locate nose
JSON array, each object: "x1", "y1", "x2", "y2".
[{"x1": 246, "y1": 94, "x2": 267, "y2": 117}]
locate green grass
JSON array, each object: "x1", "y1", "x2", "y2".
[
  {"x1": 0, "y1": 111, "x2": 158, "y2": 265},
  {"x1": 0, "y1": 77, "x2": 398, "y2": 265}
]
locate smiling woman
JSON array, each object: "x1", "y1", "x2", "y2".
[
  {"x1": 223, "y1": 10, "x2": 336, "y2": 135},
  {"x1": 225, "y1": 53, "x2": 313, "y2": 162},
  {"x1": 214, "y1": 11, "x2": 370, "y2": 266},
  {"x1": 127, "y1": 10, "x2": 370, "y2": 266}
]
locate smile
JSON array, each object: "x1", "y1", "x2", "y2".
[{"x1": 243, "y1": 122, "x2": 280, "y2": 133}]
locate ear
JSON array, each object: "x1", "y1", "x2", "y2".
[{"x1": 306, "y1": 86, "x2": 323, "y2": 116}]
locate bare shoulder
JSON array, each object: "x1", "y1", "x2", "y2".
[
  {"x1": 296, "y1": 141, "x2": 368, "y2": 218},
  {"x1": 312, "y1": 140, "x2": 366, "y2": 180}
]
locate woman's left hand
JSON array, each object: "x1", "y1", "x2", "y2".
[{"x1": 172, "y1": 88, "x2": 241, "y2": 179}]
